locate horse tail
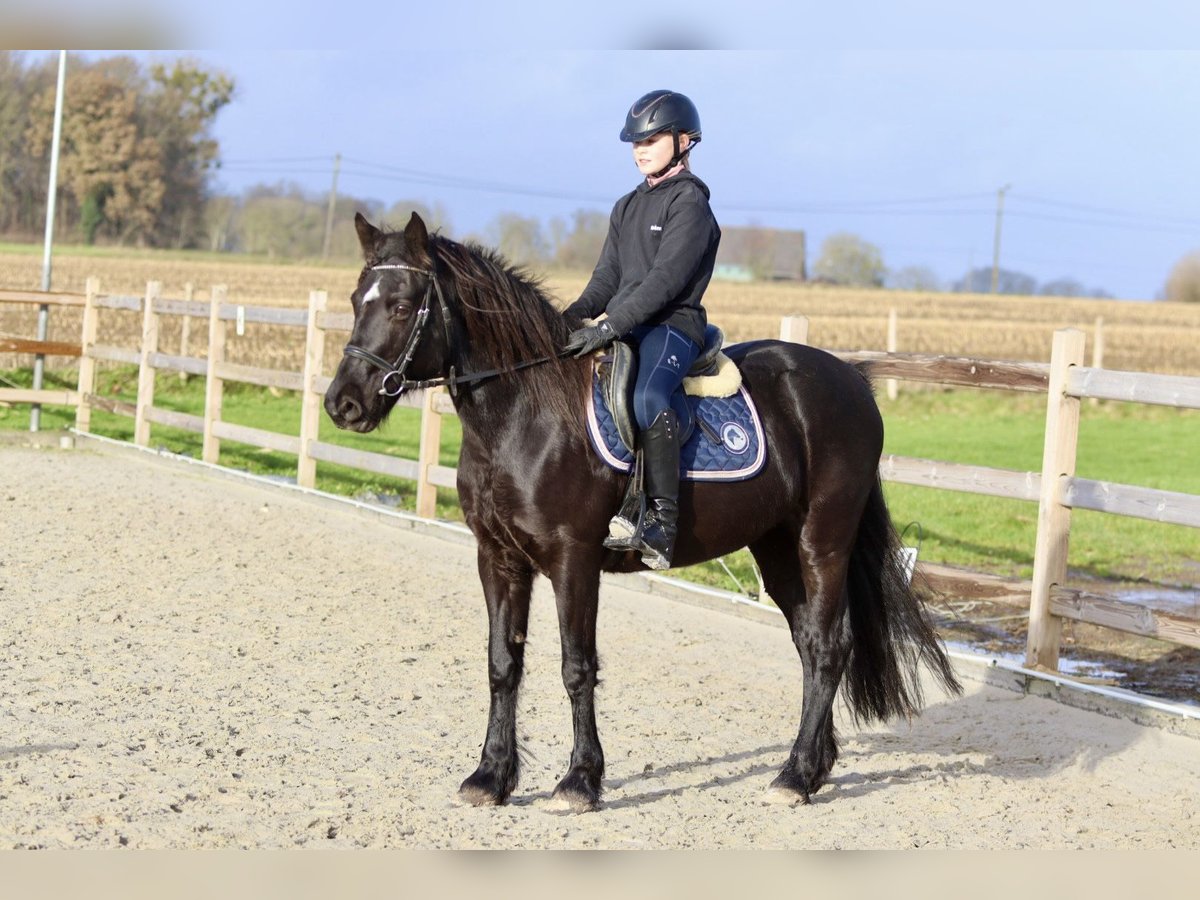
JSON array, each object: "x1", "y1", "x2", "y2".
[{"x1": 842, "y1": 475, "x2": 962, "y2": 724}]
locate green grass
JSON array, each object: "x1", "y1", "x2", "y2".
[
  {"x1": 4, "y1": 368, "x2": 1197, "y2": 592},
  {"x1": 877, "y1": 389, "x2": 1200, "y2": 585}
]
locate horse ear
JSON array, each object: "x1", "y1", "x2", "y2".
[
  {"x1": 404, "y1": 212, "x2": 430, "y2": 260},
  {"x1": 354, "y1": 212, "x2": 382, "y2": 258}
]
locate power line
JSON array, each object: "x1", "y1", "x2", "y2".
[{"x1": 1010, "y1": 192, "x2": 1200, "y2": 228}]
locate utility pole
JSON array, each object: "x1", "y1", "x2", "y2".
[
  {"x1": 321, "y1": 153, "x2": 341, "y2": 260},
  {"x1": 990, "y1": 183, "x2": 1011, "y2": 294},
  {"x1": 31, "y1": 50, "x2": 67, "y2": 432}
]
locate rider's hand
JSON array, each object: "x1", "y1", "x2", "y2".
[{"x1": 564, "y1": 321, "x2": 617, "y2": 358}]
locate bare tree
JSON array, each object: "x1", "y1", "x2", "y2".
[
  {"x1": 551, "y1": 209, "x2": 608, "y2": 270},
  {"x1": 1164, "y1": 250, "x2": 1200, "y2": 303},
  {"x1": 813, "y1": 232, "x2": 885, "y2": 287},
  {"x1": 887, "y1": 265, "x2": 942, "y2": 291},
  {"x1": 488, "y1": 212, "x2": 548, "y2": 267}
]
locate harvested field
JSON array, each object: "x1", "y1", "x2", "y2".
[{"x1": 3, "y1": 250, "x2": 1199, "y2": 375}]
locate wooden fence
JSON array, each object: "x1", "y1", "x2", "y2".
[{"x1": 3, "y1": 286, "x2": 1198, "y2": 679}]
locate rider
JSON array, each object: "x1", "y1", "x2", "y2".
[{"x1": 563, "y1": 89, "x2": 721, "y2": 570}]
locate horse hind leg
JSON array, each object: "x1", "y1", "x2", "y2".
[{"x1": 753, "y1": 527, "x2": 853, "y2": 805}]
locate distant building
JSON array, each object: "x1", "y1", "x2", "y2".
[{"x1": 715, "y1": 226, "x2": 807, "y2": 282}]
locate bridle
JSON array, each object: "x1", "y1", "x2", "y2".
[{"x1": 341, "y1": 261, "x2": 569, "y2": 398}]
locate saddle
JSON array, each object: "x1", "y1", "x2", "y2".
[
  {"x1": 588, "y1": 323, "x2": 765, "y2": 485},
  {"x1": 600, "y1": 324, "x2": 741, "y2": 452}
]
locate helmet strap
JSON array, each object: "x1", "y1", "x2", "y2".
[{"x1": 647, "y1": 128, "x2": 693, "y2": 179}]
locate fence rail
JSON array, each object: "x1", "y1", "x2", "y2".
[{"x1": 3, "y1": 288, "x2": 1198, "y2": 682}]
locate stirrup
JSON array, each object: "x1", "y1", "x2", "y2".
[
  {"x1": 603, "y1": 450, "x2": 645, "y2": 551},
  {"x1": 602, "y1": 513, "x2": 639, "y2": 550}
]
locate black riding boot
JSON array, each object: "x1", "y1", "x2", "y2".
[{"x1": 635, "y1": 409, "x2": 681, "y2": 571}]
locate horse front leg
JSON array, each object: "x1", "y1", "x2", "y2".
[
  {"x1": 458, "y1": 542, "x2": 534, "y2": 807},
  {"x1": 548, "y1": 547, "x2": 605, "y2": 812}
]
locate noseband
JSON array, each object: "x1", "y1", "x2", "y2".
[{"x1": 341, "y1": 261, "x2": 570, "y2": 398}]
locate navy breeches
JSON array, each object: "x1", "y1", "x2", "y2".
[{"x1": 629, "y1": 324, "x2": 701, "y2": 432}]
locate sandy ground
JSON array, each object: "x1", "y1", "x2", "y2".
[{"x1": 1, "y1": 440, "x2": 1198, "y2": 849}]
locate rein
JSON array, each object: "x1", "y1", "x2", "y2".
[{"x1": 341, "y1": 262, "x2": 570, "y2": 398}]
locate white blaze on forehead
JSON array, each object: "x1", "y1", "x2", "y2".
[{"x1": 361, "y1": 276, "x2": 383, "y2": 305}]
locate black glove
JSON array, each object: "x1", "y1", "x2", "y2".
[{"x1": 564, "y1": 320, "x2": 618, "y2": 357}]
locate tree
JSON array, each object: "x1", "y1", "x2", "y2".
[
  {"x1": 887, "y1": 265, "x2": 942, "y2": 291},
  {"x1": 1163, "y1": 250, "x2": 1200, "y2": 303},
  {"x1": 0, "y1": 51, "x2": 43, "y2": 236},
  {"x1": 952, "y1": 266, "x2": 1038, "y2": 295},
  {"x1": 487, "y1": 213, "x2": 548, "y2": 267},
  {"x1": 238, "y1": 183, "x2": 324, "y2": 257},
  {"x1": 812, "y1": 232, "x2": 885, "y2": 287},
  {"x1": 384, "y1": 200, "x2": 451, "y2": 237},
  {"x1": 739, "y1": 224, "x2": 778, "y2": 280},
  {"x1": 144, "y1": 59, "x2": 234, "y2": 248},
  {"x1": 201, "y1": 194, "x2": 238, "y2": 251},
  {"x1": 550, "y1": 209, "x2": 608, "y2": 269},
  {"x1": 4, "y1": 53, "x2": 233, "y2": 247},
  {"x1": 1040, "y1": 277, "x2": 1087, "y2": 297},
  {"x1": 25, "y1": 59, "x2": 165, "y2": 246}
]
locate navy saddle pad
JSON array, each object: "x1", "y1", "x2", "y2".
[{"x1": 585, "y1": 364, "x2": 767, "y2": 482}]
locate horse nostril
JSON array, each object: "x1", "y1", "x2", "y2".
[
  {"x1": 338, "y1": 397, "x2": 363, "y2": 423},
  {"x1": 325, "y1": 391, "x2": 363, "y2": 425}
]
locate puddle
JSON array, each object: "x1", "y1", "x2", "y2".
[
  {"x1": 946, "y1": 640, "x2": 1129, "y2": 684},
  {"x1": 1114, "y1": 586, "x2": 1199, "y2": 616}
]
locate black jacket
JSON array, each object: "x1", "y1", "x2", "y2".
[{"x1": 565, "y1": 170, "x2": 720, "y2": 348}]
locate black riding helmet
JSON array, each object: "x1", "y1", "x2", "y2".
[{"x1": 620, "y1": 90, "x2": 702, "y2": 174}]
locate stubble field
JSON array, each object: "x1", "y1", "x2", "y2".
[{"x1": 2, "y1": 248, "x2": 1199, "y2": 375}]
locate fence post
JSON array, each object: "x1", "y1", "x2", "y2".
[
  {"x1": 886, "y1": 308, "x2": 899, "y2": 400},
  {"x1": 134, "y1": 280, "x2": 161, "y2": 447},
  {"x1": 74, "y1": 277, "x2": 100, "y2": 433},
  {"x1": 297, "y1": 289, "x2": 328, "y2": 489},
  {"x1": 415, "y1": 387, "x2": 445, "y2": 518},
  {"x1": 779, "y1": 315, "x2": 809, "y2": 344},
  {"x1": 1026, "y1": 327, "x2": 1086, "y2": 671},
  {"x1": 179, "y1": 282, "x2": 193, "y2": 384},
  {"x1": 202, "y1": 285, "x2": 228, "y2": 464}
]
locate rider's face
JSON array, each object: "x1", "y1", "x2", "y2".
[{"x1": 633, "y1": 131, "x2": 690, "y2": 177}]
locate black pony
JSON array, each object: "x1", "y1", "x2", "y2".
[{"x1": 325, "y1": 212, "x2": 960, "y2": 810}]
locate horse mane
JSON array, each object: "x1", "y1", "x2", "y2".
[{"x1": 430, "y1": 235, "x2": 582, "y2": 421}]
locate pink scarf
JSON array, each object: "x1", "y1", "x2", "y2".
[{"x1": 646, "y1": 162, "x2": 686, "y2": 188}]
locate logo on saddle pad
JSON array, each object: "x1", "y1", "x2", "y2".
[{"x1": 720, "y1": 422, "x2": 750, "y2": 454}]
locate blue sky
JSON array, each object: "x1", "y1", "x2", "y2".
[{"x1": 19, "y1": 3, "x2": 1200, "y2": 299}]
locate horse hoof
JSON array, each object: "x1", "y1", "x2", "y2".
[
  {"x1": 765, "y1": 772, "x2": 813, "y2": 806},
  {"x1": 458, "y1": 783, "x2": 504, "y2": 807},
  {"x1": 453, "y1": 787, "x2": 501, "y2": 811},
  {"x1": 763, "y1": 784, "x2": 809, "y2": 806},
  {"x1": 458, "y1": 769, "x2": 512, "y2": 807},
  {"x1": 547, "y1": 788, "x2": 599, "y2": 813}
]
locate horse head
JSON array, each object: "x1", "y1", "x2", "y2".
[{"x1": 324, "y1": 211, "x2": 452, "y2": 432}]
